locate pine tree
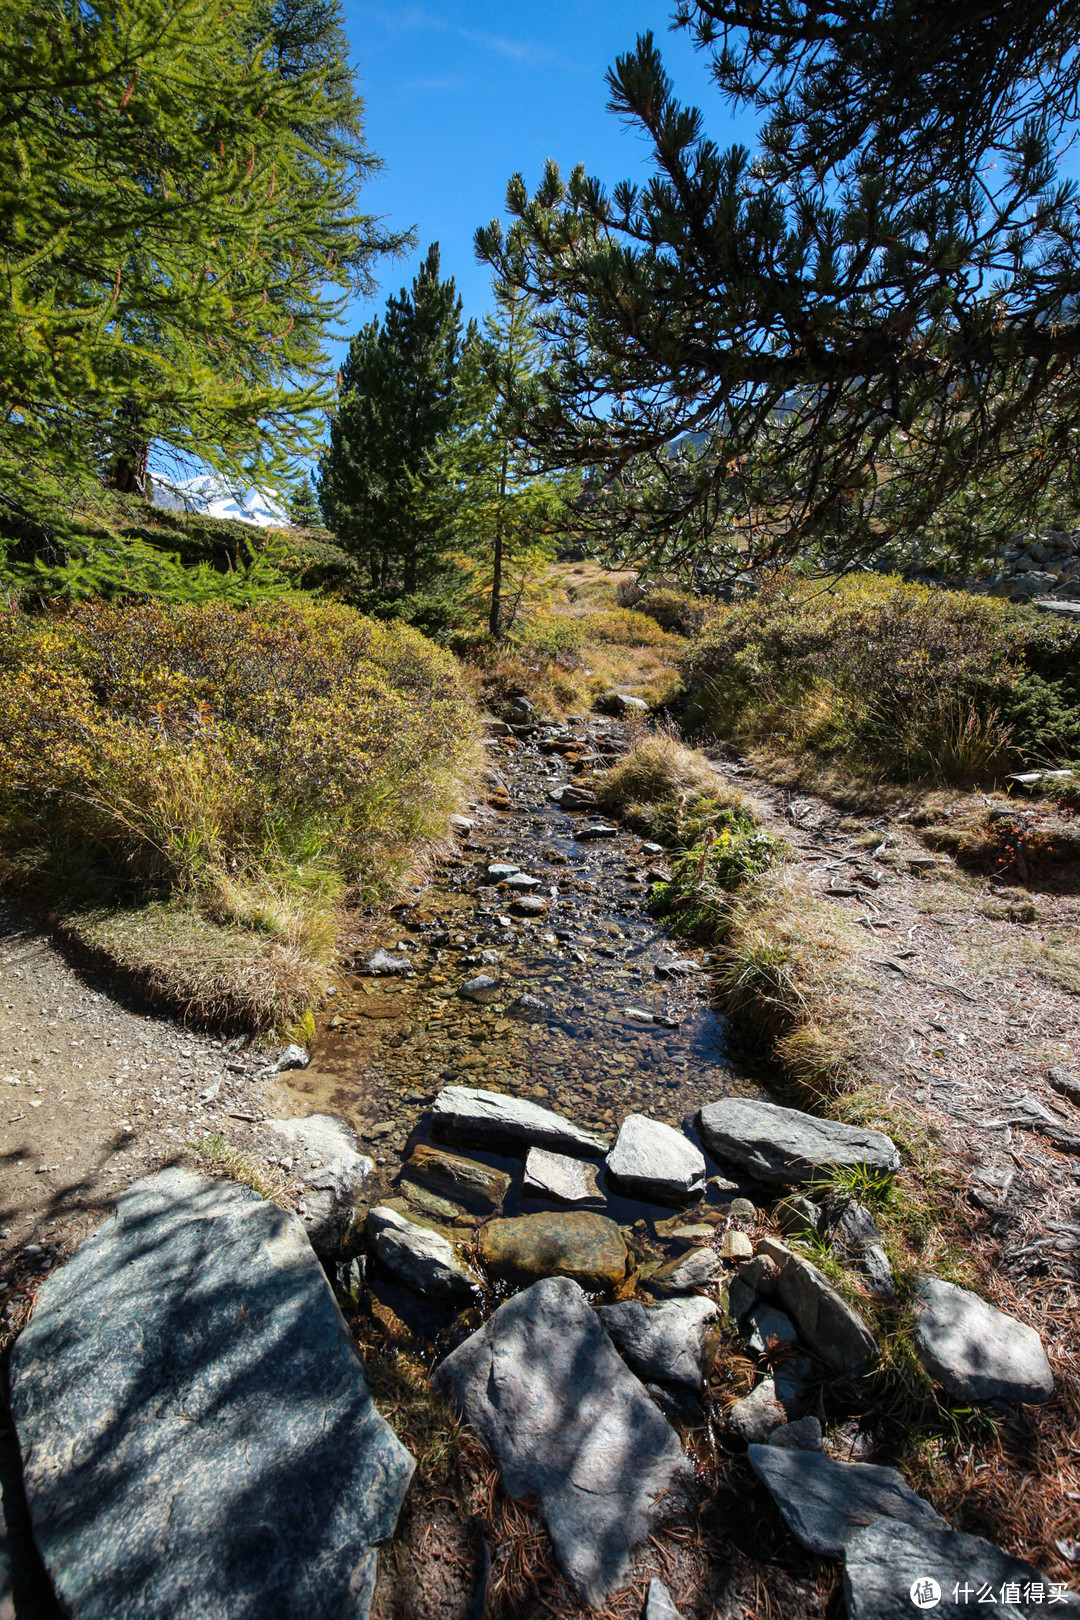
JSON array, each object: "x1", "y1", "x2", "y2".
[
  {"x1": 425, "y1": 286, "x2": 576, "y2": 636},
  {"x1": 318, "y1": 245, "x2": 474, "y2": 591},
  {"x1": 478, "y1": 3, "x2": 1080, "y2": 573},
  {"x1": 0, "y1": 0, "x2": 408, "y2": 530},
  {"x1": 286, "y1": 474, "x2": 321, "y2": 528}
]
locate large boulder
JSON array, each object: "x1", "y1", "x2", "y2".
[
  {"x1": 8, "y1": 1168, "x2": 414, "y2": 1620},
  {"x1": 596, "y1": 1297, "x2": 719, "y2": 1388},
  {"x1": 431, "y1": 1086, "x2": 608, "y2": 1157},
  {"x1": 697, "y1": 1098, "x2": 899, "y2": 1186},
  {"x1": 265, "y1": 1113, "x2": 372, "y2": 1252},
  {"x1": 366, "y1": 1207, "x2": 479, "y2": 1301},
  {"x1": 479, "y1": 1212, "x2": 631, "y2": 1291},
  {"x1": 757, "y1": 1238, "x2": 879, "y2": 1376},
  {"x1": 605, "y1": 1114, "x2": 706, "y2": 1205},
  {"x1": 432, "y1": 1276, "x2": 690, "y2": 1607},
  {"x1": 913, "y1": 1276, "x2": 1054, "y2": 1405},
  {"x1": 747, "y1": 1446, "x2": 945, "y2": 1557},
  {"x1": 843, "y1": 1517, "x2": 1072, "y2": 1619}
]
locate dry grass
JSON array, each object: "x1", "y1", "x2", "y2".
[{"x1": 188, "y1": 1133, "x2": 291, "y2": 1201}]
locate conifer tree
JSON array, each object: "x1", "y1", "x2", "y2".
[
  {"x1": 0, "y1": 0, "x2": 406, "y2": 528},
  {"x1": 318, "y1": 245, "x2": 474, "y2": 591},
  {"x1": 478, "y1": 1, "x2": 1080, "y2": 573}
]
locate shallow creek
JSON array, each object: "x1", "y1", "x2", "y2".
[{"x1": 280, "y1": 713, "x2": 773, "y2": 1327}]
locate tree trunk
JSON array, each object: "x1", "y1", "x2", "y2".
[
  {"x1": 489, "y1": 518, "x2": 503, "y2": 638},
  {"x1": 111, "y1": 437, "x2": 150, "y2": 496}
]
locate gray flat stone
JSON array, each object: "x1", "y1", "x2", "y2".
[
  {"x1": 767, "y1": 1416, "x2": 822, "y2": 1451},
  {"x1": 362, "y1": 948, "x2": 414, "y2": 976},
  {"x1": 758, "y1": 1239, "x2": 879, "y2": 1375},
  {"x1": 596, "y1": 1297, "x2": 719, "y2": 1388},
  {"x1": 9, "y1": 1168, "x2": 414, "y2": 1620},
  {"x1": 843, "y1": 1517, "x2": 1072, "y2": 1618},
  {"x1": 605, "y1": 1114, "x2": 706, "y2": 1204},
  {"x1": 432, "y1": 1085, "x2": 608, "y2": 1157},
  {"x1": 487, "y1": 863, "x2": 520, "y2": 880},
  {"x1": 265, "y1": 1113, "x2": 372, "y2": 1252},
  {"x1": 697, "y1": 1099, "x2": 899, "y2": 1186},
  {"x1": 726, "y1": 1378, "x2": 786, "y2": 1443},
  {"x1": 432, "y1": 1276, "x2": 690, "y2": 1607},
  {"x1": 748, "y1": 1446, "x2": 946, "y2": 1557},
  {"x1": 522, "y1": 1146, "x2": 600, "y2": 1204},
  {"x1": 366, "y1": 1207, "x2": 479, "y2": 1300},
  {"x1": 914, "y1": 1276, "x2": 1054, "y2": 1404},
  {"x1": 646, "y1": 1578, "x2": 685, "y2": 1619},
  {"x1": 647, "y1": 1245, "x2": 723, "y2": 1295}
]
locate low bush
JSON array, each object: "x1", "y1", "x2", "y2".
[
  {"x1": 634, "y1": 588, "x2": 709, "y2": 637},
  {"x1": 595, "y1": 729, "x2": 748, "y2": 845},
  {"x1": 0, "y1": 598, "x2": 474, "y2": 1025},
  {"x1": 680, "y1": 574, "x2": 1080, "y2": 784}
]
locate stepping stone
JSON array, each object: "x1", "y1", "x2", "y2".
[
  {"x1": 265, "y1": 1113, "x2": 373, "y2": 1253},
  {"x1": 432, "y1": 1277, "x2": 690, "y2": 1606},
  {"x1": 913, "y1": 1276, "x2": 1054, "y2": 1404},
  {"x1": 757, "y1": 1238, "x2": 879, "y2": 1375},
  {"x1": 459, "y1": 974, "x2": 501, "y2": 1002},
  {"x1": 726, "y1": 1377, "x2": 787, "y2": 1443},
  {"x1": 747, "y1": 1445, "x2": 946, "y2": 1557},
  {"x1": 362, "y1": 947, "x2": 414, "y2": 976},
  {"x1": 502, "y1": 872, "x2": 541, "y2": 890},
  {"x1": 843, "y1": 1517, "x2": 1068, "y2": 1620},
  {"x1": 512, "y1": 896, "x2": 548, "y2": 915},
  {"x1": 697, "y1": 1098, "x2": 899, "y2": 1186},
  {"x1": 522, "y1": 1147, "x2": 600, "y2": 1205},
  {"x1": 647, "y1": 1246, "x2": 723, "y2": 1295},
  {"x1": 606, "y1": 1114, "x2": 706, "y2": 1204},
  {"x1": 367, "y1": 1207, "x2": 479, "y2": 1300},
  {"x1": 596, "y1": 1297, "x2": 719, "y2": 1388},
  {"x1": 487, "y1": 863, "x2": 520, "y2": 880},
  {"x1": 9, "y1": 1169, "x2": 414, "y2": 1620},
  {"x1": 404, "y1": 1144, "x2": 510, "y2": 1213},
  {"x1": 431, "y1": 1085, "x2": 608, "y2": 1157},
  {"x1": 575, "y1": 824, "x2": 619, "y2": 841},
  {"x1": 479, "y1": 1212, "x2": 631, "y2": 1291},
  {"x1": 646, "y1": 1578, "x2": 685, "y2": 1619}
]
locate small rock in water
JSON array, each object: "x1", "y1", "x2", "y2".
[
  {"x1": 767, "y1": 1416, "x2": 822, "y2": 1451},
  {"x1": 503, "y1": 872, "x2": 541, "y2": 890},
  {"x1": 459, "y1": 973, "x2": 501, "y2": 1002},
  {"x1": 487, "y1": 863, "x2": 520, "y2": 880},
  {"x1": 606, "y1": 1113, "x2": 706, "y2": 1204},
  {"x1": 575, "y1": 823, "x2": 620, "y2": 841},
  {"x1": 913, "y1": 1275, "x2": 1054, "y2": 1404},
  {"x1": 363, "y1": 948, "x2": 415, "y2": 977},
  {"x1": 641, "y1": 842, "x2": 664, "y2": 857},
  {"x1": 432, "y1": 1277, "x2": 690, "y2": 1607},
  {"x1": 404, "y1": 1144, "x2": 510, "y2": 1213},
  {"x1": 648, "y1": 1246, "x2": 722, "y2": 1296},
  {"x1": 726, "y1": 1377, "x2": 787, "y2": 1443},
  {"x1": 747, "y1": 1445, "x2": 946, "y2": 1557},
  {"x1": 514, "y1": 993, "x2": 549, "y2": 1018},
  {"x1": 596, "y1": 1296, "x2": 719, "y2": 1388},
  {"x1": 654, "y1": 959, "x2": 701, "y2": 979},
  {"x1": 622, "y1": 1006, "x2": 656, "y2": 1024},
  {"x1": 522, "y1": 1146, "x2": 600, "y2": 1205},
  {"x1": 432, "y1": 1085, "x2": 608, "y2": 1157},
  {"x1": 646, "y1": 1578, "x2": 685, "y2": 1620},
  {"x1": 267, "y1": 1042, "x2": 311, "y2": 1073},
  {"x1": 513, "y1": 895, "x2": 549, "y2": 914},
  {"x1": 367, "y1": 1207, "x2": 479, "y2": 1300},
  {"x1": 697, "y1": 1097, "x2": 900, "y2": 1185},
  {"x1": 9, "y1": 1169, "x2": 414, "y2": 1620},
  {"x1": 479, "y1": 1212, "x2": 631, "y2": 1291}
]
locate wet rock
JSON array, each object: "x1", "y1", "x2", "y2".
[
  {"x1": 366, "y1": 1207, "x2": 479, "y2": 1300},
  {"x1": 758, "y1": 1238, "x2": 879, "y2": 1375},
  {"x1": 575, "y1": 824, "x2": 620, "y2": 841},
  {"x1": 663, "y1": 1224, "x2": 717, "y2": 1250},
  {"x1": 398, "y1": 1182, "x2": 477, "y2": 1228},
  {"x1": 720, "y1": 1230, "x2": 753, "y2": 1260},
  {"x1": 363, "y1": 948, "x2": 415, "y2": 976},
  {"x1": 726, "y1": 1378, "x2": 787, "y2": 1443},
  {"x1": 503, "y1": 872, "x2": 541, "y2": 890},
  {"x1": 487, "y1": 862, "x2": 520, "y2": 880},
  {"x1": 432, "y1": 1085, "x2": 608, "y2": 1157},
  {"x1": 644, "y1": 1382, "x2": 703, "y2": 1429},
  {"x1": 459, "y1": 974, "x2": 501, "y2": 1002},
  {"x1": 747, "y1": 1445, "x2": 946, "y2": 1557},
  {"x1": 514, "y1": 993, "x2": 549, "y2": 1018},
  {"x1": 606, "y1": 1114, "x2": 706, "y2": 1204},
  {"x1": 654, "y1": 959, "x2": 701, "y2": 979},
  {"x1": 512, "y1": 895, "x2": 549, "y2": 915},
  {"x1": 553, "y1": 785, "x2": 597, "y2": 811},
  {"x1": 479, "y1": 1212, "x2": 631, "y2": 1291},
  {"x1": 9, "y1": 1169, "x2": 414, "y2": 1620},
  {"x1": 265, "y1": 1113, "x2": 372, "y2": 1253},
  {"x1": 843, "y1": 1518, "x2": 1065, "y2": 1620},
  {"x1": 266, "y1": 1042, "x2": 310, "y2": 1073},
  {"x1": 522, "y1": 1147, "x2": 601, "y2": 1204},
  {"x1": 646, "y1": 1578, "x2": 685, "y2": 1620},
  {"x1": 697, "y1": 1098, "x2": 899, "y2": 1186},
  {"x1": 404, "y1": 1144, "x2": 510, "y2": 1213},
  {"x1": 432, "y1": 1276, "x2": 690, "y2": 1607},
  {"x1": 647, "y1": 1246, "x2": 723, "y2": 1295},
  {"x1": 913, "y1": 1276, "x2": 1054, "y2": 1404},
  {"x1": 746, "y1": 1303, "x2": 800, "y2": 1357},
  {"x1": 596, "y1": 1296, "x2": 719, "y2": 1388},
  {"x1": 767, "y1": 1416, "x2": 822, "y2": 1451}
]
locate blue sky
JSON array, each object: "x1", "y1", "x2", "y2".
[{"x1": 336, "y1": 1, "x2": 756, "y2": 341}]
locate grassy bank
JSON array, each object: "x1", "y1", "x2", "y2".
[
  {"x1": 0, "y1": 598, "x2": 475, "y2": 1027},
  {"x1": 680, "y1": 574, "x2": 1080, "y2": 788}
]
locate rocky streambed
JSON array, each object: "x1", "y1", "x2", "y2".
[{"x1": 1, "y1": 710, "x2": 1071, "y2": 1620}]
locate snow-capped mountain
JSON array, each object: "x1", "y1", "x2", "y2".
[{"x1": 152, "y1": 474, "x2": 287, "y2": 528}]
